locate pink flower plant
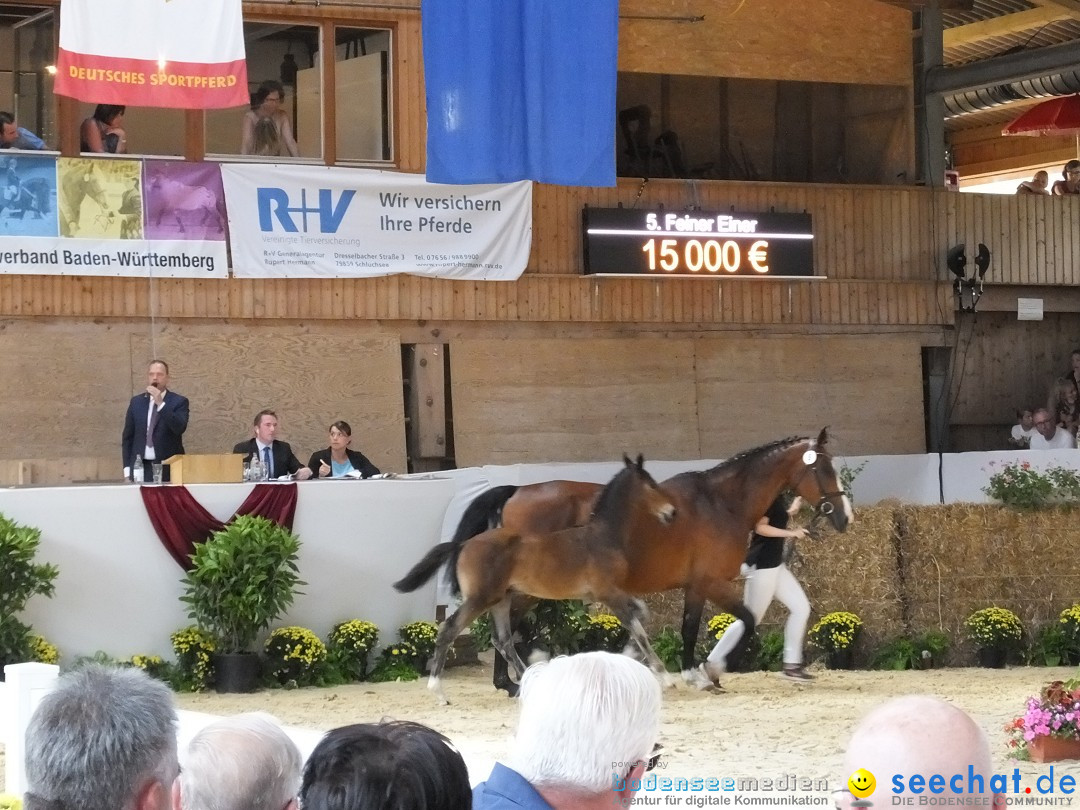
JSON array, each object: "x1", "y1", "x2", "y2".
[{"x1": 1006, "y1": 680, "x2": 1080, "y2": 757}]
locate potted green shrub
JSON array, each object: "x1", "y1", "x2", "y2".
[
  {"x1": 0, "y1": 513, "x2": 59, "y2": 679},
  {"x1": 180, "y1": 515, "x2": 303, "y2": 693}
]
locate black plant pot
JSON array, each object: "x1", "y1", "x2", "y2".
[
  {"x1": 825, "y1": 648, "x2": 855, "y2": 670},
  {"x1": 976, "y1": 646, "x2": 1007, "y2": 669},
  {"x1": 214, "y1": 652, "x2": 261, "y2": 693}
]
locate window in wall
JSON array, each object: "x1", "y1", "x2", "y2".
[
  {"x1": 333, "y1": 26, "x2": 392, "y2": 162},
  {"x1": 616, "y1": 72, "x2": 912, "y2": 185},
  {"x1": 12, "y1": 9, "x2": 56, "y2": 148},
  {"x1": 205, "y1": 22, "x2": 321, "y2": 159}
]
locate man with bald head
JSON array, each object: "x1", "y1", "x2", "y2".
[{"x1": 836, "y1": 696, "x2": 1002, "y2": 808}]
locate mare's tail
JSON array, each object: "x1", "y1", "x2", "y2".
[
  {"x1": 394, "y1": 543, "x2": 454, "y2": 593},
  {"x1": 450, "y1": 485, "x2": 518, "y2": 546}
]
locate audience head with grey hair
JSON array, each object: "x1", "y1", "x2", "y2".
[
  {"x1": 472, "y1": 651, "x2": 663, "y2": 810},
  {"x1": 836, "y1": 695, "x2": 1001, "y2": 809},
  {"x1": 173, "y1": 713, "x2": 301, "y2": 810},
  {"x1": 24, "y1": 664, "x2": 179, "y2": 810}
]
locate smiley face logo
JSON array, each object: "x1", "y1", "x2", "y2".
[{"x1": 847, "y1": 769, "x2": 876, "y2": 798}]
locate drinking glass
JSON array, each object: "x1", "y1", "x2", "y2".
[{"x1": 152, "y1": 463, "x2": 164, "y2": 484}]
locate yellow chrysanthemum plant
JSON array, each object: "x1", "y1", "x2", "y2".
[
  {"x1": 581, "y1": 612, "x2": 629, "y2": 653},
  {"x1": 964, "y1": 607, "x2": 1024, "y2": 651},
  {"x1": 809, "y1": 611, "x2": 863, "y2": 654},
  {"x1": 170, "y1": 625, "x2": 216, "y2": 691},
  {"x1": 707, "y1": 613, "x2": 738, "y2": 639},
  {"x1": 327, "y1": 619, "x2": 380, "y2": 681},
  {"x1": 264, "y1": 626, "x2": 327, "y2": 687},
  {"x1": 28, "y1": 634, "x2": 59, "y2": 665},
  {"x1": 1060, "y1": 605, "x2": 1080, "y2": 655}
]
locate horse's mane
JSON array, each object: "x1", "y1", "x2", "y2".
[
  {"x1": 705, "y1": 435, "x2": 810, "y2": 476},
  {"x1": 592, "y1": 463, "x2": 641, "y2": 521}
]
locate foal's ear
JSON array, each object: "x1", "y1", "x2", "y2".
[
  {"x1": 816, "y1": 427, "x2": 830, "y2": 447},
  {"x1": 623, "y1": 453, "x2": 633, "y2": 468},
  {"x1": 636, "y1": 453, "x2": 645, "y2": 469}
]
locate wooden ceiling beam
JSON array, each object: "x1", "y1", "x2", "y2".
[
  {"x1": 875, "y1": 0, "x2": 974, "y2": 9},
  {"x1": 1029, "y1": 0, "x2": 1080, "y2": 19},
  {"x1": 944, "y1": 7, "x2": 1073, "y2": 49}
]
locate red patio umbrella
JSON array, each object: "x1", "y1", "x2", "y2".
[{"x1": 1002, "y1": 94, "x2": 1080, "y2": 137}]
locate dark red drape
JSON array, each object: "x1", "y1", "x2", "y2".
[{"x1": 140, "y1": 483, "x2": 298, "y2": 569}]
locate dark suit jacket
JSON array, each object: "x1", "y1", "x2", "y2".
[
  {"x1": 307, "y1": 447, "x2": 381, "y2": 479},
  {"x1": 232, "y1": 438, "x2": 306, "y2": 477},
  {"x1": 121, "y1": 390, "x2": 189, "y2": 469}
]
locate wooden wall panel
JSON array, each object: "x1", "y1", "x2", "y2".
[
  {"x1": 450, "y1": 334, "x2": 927, "y2": 465},
  {"x1": 450, "y1": 338, "x2": 701, "y2": 465},
  {"x1": 695, "y1": 335, "x2": 926, "y2": 456},
  {"x1": 0, "y1": 276, "x2": 953, "y2": 328},
  {"x1": 617, "y1": 0, "x2": 911, "y2": 86}
]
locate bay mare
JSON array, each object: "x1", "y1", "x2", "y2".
[
  {"x1": 446, "y1": 429, "x2": 852, "y2": 694},
  {"x1": 395, "y1": 455, "x2": 678, "y2": 704}
]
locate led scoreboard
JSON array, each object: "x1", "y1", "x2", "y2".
[{"x1": 582, "y1": 207, "x2": 815, "y2": 277}]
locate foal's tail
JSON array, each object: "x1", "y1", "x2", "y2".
[{"x1": 393, "y1": 543, "x2": 454, "y2": 593}]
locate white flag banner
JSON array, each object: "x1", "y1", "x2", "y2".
[
  {"x1": 220, "y1": 165, "x2": 533, "y2": 280},
  {"x1": 56, "y1": 0, "x2": 247, "y2": 109}
]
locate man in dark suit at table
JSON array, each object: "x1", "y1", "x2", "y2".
[
  {"x1": 233, "y1": 409, "x2": 313, "y2": 480},
  {"x1": 122, "y1": 359, "x2": 190, "y2": 482}
]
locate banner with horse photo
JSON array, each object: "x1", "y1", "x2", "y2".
[
  {"x1": 55, "y1": 0, "x2": 247, "y2": 109},
  {"x1": 221, "y1": 164, "x2": 533, "y2": 279},
  {"x1": 0, "y1": 157, "x2": 227, "y2": 278}
]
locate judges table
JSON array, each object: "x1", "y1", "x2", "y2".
[{"x1": 5, "y1": 477, "x2": 456, "y2": 663}]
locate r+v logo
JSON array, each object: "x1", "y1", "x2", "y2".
[{"x1": 257, "y1": 187, "x2": 355, "y2": 233}]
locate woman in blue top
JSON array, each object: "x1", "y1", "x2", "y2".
[{"x1": 307, "y1": 421, "x2": 381, "y2": 479}]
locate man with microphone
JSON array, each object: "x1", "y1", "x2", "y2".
[{"x1": 121, "y1": 360, "x2": 190, "y2": 482}]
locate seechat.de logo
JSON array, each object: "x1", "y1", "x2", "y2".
[{"x1": 257, "y1": 187, "x2": 356, "y2": 233}]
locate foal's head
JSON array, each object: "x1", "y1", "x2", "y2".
[
  {"x1": 788, "y1": 428, "x2": 851, "y2": 532},
  {"x1": 593, "y1": 454, "x2": 677, "y2": 528}
]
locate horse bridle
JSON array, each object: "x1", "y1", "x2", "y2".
[{"x1": 795, "y1": 448, "x2": 845, "y2": 519}]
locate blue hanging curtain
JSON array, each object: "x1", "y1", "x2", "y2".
[{"x1": 422, "y1": 0, "x2": 619, "y2": 187}]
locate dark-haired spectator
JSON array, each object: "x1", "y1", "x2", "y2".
[
  {"x1": 299, "y1": 720, "x2": 471, "y2": 810},
  {"x1": 81, "y1": 104, "x2": 127, "y2": 153},
  {"x1": 1029, "y1": 407, "x2": 1076, "y2": 450},
  {"x1": 1065, "y1": 348, "x2": 1080, "y2": 391},
  {"x1": 24, "y1": 664, "x2": 178, "y2": 810},
  {"x1": 175, "y1": 713, "x2": 301, "y2": 810},
  {"x1": 1016, "y1": 170, "x2": 1049, "y2": 195},
  {"x1": 307, "y1": 420, "x2": 381, "y2": 479},
  {"x1": 1051, "y1": 160, "x2": 1080, "y2": 195},
  {"x1": 0, "y1": 111, "x2": 45, "y2": 150},
  {"x1": 241, "y1": 80, "x2": 299, "y2": 158},
  {"x1": 473, "y1": 651, "x2": 661, "y2": 810},
  {"x1": 1009, "y1": 408, "x2": 1035, "y2": 448}
]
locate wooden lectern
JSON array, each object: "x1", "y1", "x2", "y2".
[{"x1": 163, "y1": 454, "x2": 243, "y2": 485}]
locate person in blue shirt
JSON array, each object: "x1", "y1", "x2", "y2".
[
  {"x1": 473, "y1": 652, "x2": 662, "y2": 810},
  {"x1": 0, "y1": 111, "x2": 46, "y2": 150},
  {"x1": 307, "y1": 420, "x2": 381, "y2": 479}
]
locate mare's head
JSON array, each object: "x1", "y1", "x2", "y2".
[
  {"x1": 788, "y1": 428, "x2": 851, "y2": 531},
  {"x1": 594, "y1": 454, "x2": 677, "y2": 528}
]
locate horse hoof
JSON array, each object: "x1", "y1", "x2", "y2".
[
  {"x1": 683, "y1": 667, "x2": 715, "y2": 691},
  {"x1": 661, "y1": 671, "x2": 679, "y2": 689}
]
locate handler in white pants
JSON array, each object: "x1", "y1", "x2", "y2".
[{"x1": 703, "y1": 493, "x2": 814, "y2": 683}]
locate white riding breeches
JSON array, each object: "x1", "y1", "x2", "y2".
[{"x1": 706, "y1": 562, "x2": 811, "y2": 667}]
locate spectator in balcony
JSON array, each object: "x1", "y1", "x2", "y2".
[
  {"x1": 1009, "y1": 407, "x2": 1035, "y2": 448},
  {"x1": 1064, "y1": 348, "x2": 1080, "y2": 391},
  {"x1": 241, "y1": 80, "x2": 299, "y2": 158},
  {"x1": 0, "y1": 111, "x2": 45, "y2": 150},
  {"x1": 1050, "y1": 376, "x2": 1080, "y2": 437},
  {"x1": 1029, "y1": 407, "x2": 1076, "y2": 450},
  {"x1": 1016, "y1": 170, "x2": 1049, "y2": 195},
  {"x1": 1051, "y1": 160, "x2": 1080, "y2": 195},
  {"x1": 81, "y1": 104, "x2": 127, "y2": 153}
]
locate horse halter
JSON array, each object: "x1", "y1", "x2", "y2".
[{"x1": 794, "y1": 447, "x2": 845, "y2": 517}]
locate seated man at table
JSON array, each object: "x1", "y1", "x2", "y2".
[{"x1": 233, "y1": 409, "x2": 313, "y2": 480}]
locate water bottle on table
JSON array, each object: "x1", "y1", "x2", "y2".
[{"x1": 132, "y1": 454, "x2": 144, "y2": 483}]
